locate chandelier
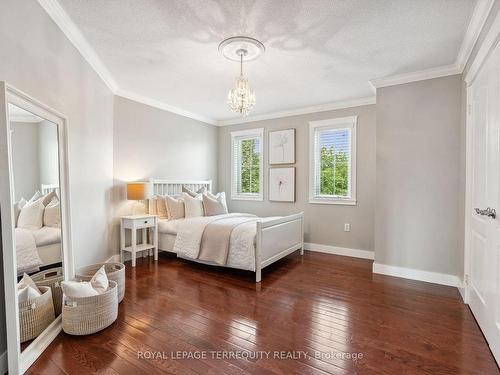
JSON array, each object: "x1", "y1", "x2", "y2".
[{"x1": 219, "y1": 36, "x2": 265, "y2": 116}]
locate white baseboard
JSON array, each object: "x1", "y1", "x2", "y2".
[
  {"x1": 0, "y1": 350, "x2": 7, "y2": 375},
  {"x1": 372, "y1": 262, "x2": 462, "y2": 288},
  {"x1": 304, "y1": 243, "x2": 374, "y2": 260},
  {"x1": 458, "y1": 283, "x2": 467, "y2": 303}
]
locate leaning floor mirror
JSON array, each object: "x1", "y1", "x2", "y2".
[{"x1": 0, "y1": 82, "x2": 73, "y2": 374}]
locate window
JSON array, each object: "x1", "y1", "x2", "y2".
[
  {"x1": 231, "y1": 128, "x2": 264, "y2": 200},
  {"x1": 309, "y1": 116, "x2": 357, "y2": 205}
]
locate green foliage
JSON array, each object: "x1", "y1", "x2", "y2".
[
  {"x1": 240, "y1": 139, "x2": 260, "y2": 193},
  {"x1": 320, "y1": 146, "x2": 349, "y2": 196}
]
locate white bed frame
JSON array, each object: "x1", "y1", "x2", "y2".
[{"x1": 150, "y1": 179, "x2": 304, "y2": 282}]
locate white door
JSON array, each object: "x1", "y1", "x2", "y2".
[{"x1": 467, "y1": 38, "x2": 500, "y2": 363}]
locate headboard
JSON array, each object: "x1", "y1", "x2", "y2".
[
  {"x1": 41, "y1": 183, "x2": 60, "y2": 196},
  {"x1": 149, "y1": 179, "x2": 212, "y2": 196}
]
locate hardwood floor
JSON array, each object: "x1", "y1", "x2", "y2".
[{"x1": 27, "y1": 251, "x2": 499, "y2": 374}]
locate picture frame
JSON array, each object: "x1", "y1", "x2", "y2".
[
  {"x1": 269, "y1": 128, "x2": 295, "y2": 164},
  {"x1": 269, "y1": 167, "x2": 295, "y2": 202}
]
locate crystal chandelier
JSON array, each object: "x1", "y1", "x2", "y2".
[
  {"x1": 219, "y1": 36, "x2": 265, "y2": 117},
  {"x1": 227, "y1": 50, "x2": 256, "y2": 116}
]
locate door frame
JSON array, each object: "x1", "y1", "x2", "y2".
[{"x1": 464, "y1": 10, "x2": 500, "y2": 304}]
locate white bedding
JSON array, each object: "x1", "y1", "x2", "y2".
[
  {"x1": 15, "y1": 228, "x2": 43, "y2": 274},
  {"x1": 32, "y1": 226, "x2": 61, "y2": 247},
  {"x1": 159, "y1": 214, "x2": 280, "y2": 271},
  {"x1": 15, "y1": 226, "x2": 62, "y2": 275}
]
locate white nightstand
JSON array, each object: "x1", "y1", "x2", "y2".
[{"x1": 120, "y1": 214, "x2": 158, "y2": 267}]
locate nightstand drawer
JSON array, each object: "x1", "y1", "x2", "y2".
[
  {"x1": 122, "y1": 217, "x2": 156, "y2": 228},
  {"x1": 136, "y1": 217, "x2": 155, "y2": 228}
]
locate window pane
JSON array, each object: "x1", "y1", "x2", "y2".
[
  {"x1": 240, "y1": 138, "x2": 260, "y2": 193},
  {"x1": 319, "y1": 129, "x2": 350, "y2": 197}
]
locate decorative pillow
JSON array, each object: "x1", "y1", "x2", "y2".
[
  {"x1": 61, "y1": 281, "x2": 98, "y2": 298},
  {"x1": 17, "y1": 273, "x2": 41, "y2": 303},
  {"x1": 17, "y1": 199, "x2": 44, "y2": 230},
  {"x1": 183, "y1": 193, "x2": 204, "y2": 218},
  {"x1": 155, "y1": 196, "x2": 168, "y2": 219},
  {"x1": 43, "y1": 197, "x2": 61, "y2": 227},
  {"x1": 90, "y1": 265, "x2": 109, "y2": 294},
  {"x1": 182, "y1": 185, "x2": 207, "y2": 197},
  {"x1": 28, "y1": 191, "x2": 42, "y2": 203},
  {"x1": 14, "y1": 197, "x2": 27, "y2": 227},
  {"x1": 42, "y1": 191, "x2": 57, "y2": 206},
  {"x1": 165, "y1": 196, "x2": 185, "y2": 219},
  {"x1": 203, "y1": 192, "x2": 228, "y2": 216}
]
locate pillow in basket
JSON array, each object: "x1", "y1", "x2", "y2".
[
  {"x1": 62, "y1": 265, "x2": 109, "y2": 297},
  {"x1": 17, "y1": 273, "x2": 41, "y2": 303}
]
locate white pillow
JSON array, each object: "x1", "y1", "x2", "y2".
[
  {"x1": 183, "y1": 192, "x2": 204, "y2": 218},
  {"x1": 17, "y1": 199, "x2": 44, "y2": 230},
  {"x1": 90, "y1": 265, "x2": 109, "y2": 294},
  {"x1": 61, "y1": 281, "x2": 98, "y2": 298},
  {"x1": 14, "y1": 198, "x2": 27, "y2": 227},
  {"x1": 18, "y1": 273, "x2": 40, "y2": 293},
  {"x1": 165, "y1": 195, "x2": 185, "y2": 219},
  {"x1": 182, "y1": 185, "x2": 207, "y2": 197},
  {"x1": 17, "y1": 273, "x2": 41, "y2": 303},
  {"x1": 18, "y1": 286, "x2": 42, "y2": 303},
  {"x1": 203, "y1": 192, "x2": 228, "y2": 216},
  {"x1": 42, "y1": 191, "x2": 57, "y2": 206},
  {"x1": 43, "y1": 197, "x2": 61, "y2": 227},
  {"x1": 28, "y1": 191, "x2": 42, "y2": 203}
]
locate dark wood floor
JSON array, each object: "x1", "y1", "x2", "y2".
[{"x1": 27, "y1": 251, "x2": 499, "y2": 374}]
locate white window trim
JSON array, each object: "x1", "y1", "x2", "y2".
[
  {"x1": 231, "y1": 128, "x2": 264, "y2": 201},
  {"x1": 309, "y1": 116, "x2": 357, "y2": 205}
]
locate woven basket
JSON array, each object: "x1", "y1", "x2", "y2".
[
  {"x1": 31, "y1": 267, "x2": 64, "y2": 316},
  {"x1": 19, "y1": 286, "x2": 55, "y2": 343},
  {"x1": 76, "y1": 262, "x2": 125, "y2": 302},
  {"x1": 62, "y1": 280, "x2": 118, "y2": 335}
]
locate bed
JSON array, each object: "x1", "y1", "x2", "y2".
[
  {"x1": 16, "y1": 184, "x2": 62, "y2": 275},
  {"x1": 150, "y1": 179, "x2": 304, "y2": 282}
]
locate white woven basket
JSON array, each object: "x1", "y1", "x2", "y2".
[
  {"x1": 76, "y1": 262, "x2": 125, "y2": 302},
  {"x1": 62, "y1": 280, "x2": 118, "y2": 335},
  {"x1": 19, "y1": 286, "x2": 55, "y2": 343},
  {"x1": 31, "y1": 267, "x2": 64, "y2": 316}
]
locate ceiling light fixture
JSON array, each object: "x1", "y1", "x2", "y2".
[{"x1": 219, "y1": 36, "x2": 265, "y2": 116}]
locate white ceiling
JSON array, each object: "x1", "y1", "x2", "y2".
[{"x1": 57, "y1": 0, "x2": 478, "y2": 123}]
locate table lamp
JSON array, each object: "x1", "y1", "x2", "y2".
[{"x1": 127, "y1": 182, "x2": 153, "y2": 215}]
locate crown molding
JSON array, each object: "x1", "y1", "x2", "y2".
[
  {"x1": 456, "y1": 0, "x2": 495, "y2": 71},
  {"x1": 370, "y1": 0, "x2": 495, "y2": 89},
  {"x1": 116, "y1": 90, "x2": 217, "y2": 125},
  {"x1": 216, "y1": 96, "x2": 376, "y2": 126},
  {"x1": 37, "y1": 0, "x2": 119, "y2": 92},
  {"x1": 370, "y1": 64, "x2": 462, "y2": 89}
]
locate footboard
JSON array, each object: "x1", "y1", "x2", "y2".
[{"x1": 255, "y1": 212, "x2": 304, "y2": 282}]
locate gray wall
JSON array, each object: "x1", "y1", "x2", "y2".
[
  {"x1": 375, "y1": 74, "x2": 462, "y2": 275},
  {"x1": 218, "y1": 105, "x2": 376, "y2": 252},
  {"x1": 112, "y1": 96, "x2": 219, "y2": 250},
  {"x1": 0, "y1": 0, "x2": 115, "y2": 358},
  {"x1": 10, "y1": 122, "x2": 40, "y2": 201}
]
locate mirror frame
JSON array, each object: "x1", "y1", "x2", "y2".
[{"x1": 0, "y1": 82, "x2": 74, "y2": 374}]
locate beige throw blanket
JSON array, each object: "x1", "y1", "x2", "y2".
[{"x1": 198, "y1": 216, "x2": 260, "y2": 265}]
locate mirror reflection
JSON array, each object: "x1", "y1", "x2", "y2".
[{"x1": 9, "y1": 103, "x2": 64, "y2": 350}]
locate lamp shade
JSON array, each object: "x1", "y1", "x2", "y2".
[{"x1": 127, "y1": 182, "x2": 153, "y2": 200}]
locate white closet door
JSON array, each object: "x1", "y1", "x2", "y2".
[{"x1": 468, "y1": 38, "x2": 500, "y2": 364}]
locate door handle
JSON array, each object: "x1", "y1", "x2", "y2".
[{"x1": 474, "y1": 207, "x2": 497, "y2": 219}]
